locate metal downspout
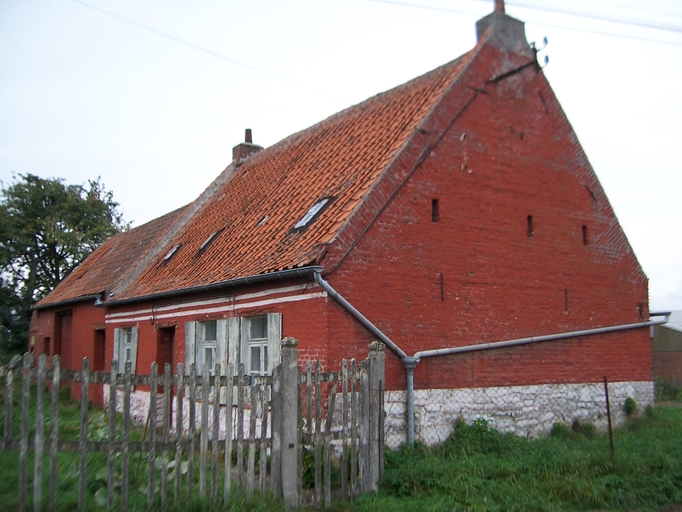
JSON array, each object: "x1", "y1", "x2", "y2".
[
  {"x1": 312, "y1": 271, "x2": 418, "y2": 444},
  {"x1": 313, "y1": 271, "x2": 407, "y2": 359},
  {"x1": 314, "y1": 268, "x2": 669, "y2": 446}
]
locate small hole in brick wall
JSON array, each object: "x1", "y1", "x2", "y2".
[
  {"x1": 527, "y1": 215, "x2": 534, "y2": 237},
  {"x1": 432, "y1": 199, "x2": 440, "y2": 222},
  {"x1": 582, "y1": 225, "x2": 588, "y2": 246}
]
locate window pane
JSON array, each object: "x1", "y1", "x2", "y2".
[
  {"x1": 263, "y1": 346, "x2": 268, "y2": 372},
  {"x1": 125, "y1": 347, "x2": 132, "y2": 363},
  {"x1": 203, "y1": 320, "x2": 217, "y2": 341},
  {"x1": 250, "y1": 317, "x2": 267, "y2": 339},
  {"x1": 250, "y1": 346, "x2": 261, "y2": 373},
  {"x1": 124, "y1": 328, "x2": 132, "y2": 345},
  {"x1": 205, "y1": 346, "x2": 214, "y2": 369}
]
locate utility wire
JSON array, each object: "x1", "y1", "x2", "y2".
[
  {"x1": 471, "y1": 0, "x2": 682, "y2": 31},
  {"x1": 69, "y1": 0, "x2": 351, "y2": 106},
  {"x1": 369, "y1": 0, "x2": 682, "y2": 46}
]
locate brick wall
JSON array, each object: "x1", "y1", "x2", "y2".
[{"x1": 323, "y1": 43, "x2": 650, "y2": 391}]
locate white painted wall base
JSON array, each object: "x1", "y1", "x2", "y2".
[
  {"x1": 102, "y1": 385, "x2": 266, "y2": 440},
  {"x1": 385, "y1": 381, "x2": 654, "y2": 448}
]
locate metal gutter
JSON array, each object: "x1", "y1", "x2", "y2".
[
  {"x1": 31, "y1": 294, "x2": 103, "y2": 311},
  {"x1": 412, "y1": 313, "x2": 671, "y2": 361},
  {"x1": 102, "y1": 266, "x2": 323, "y2": 307}
]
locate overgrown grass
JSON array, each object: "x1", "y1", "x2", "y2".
[
  {"x1": 656, "y1": 378, "x2": 682, "y2": 402},
  {"x1": 348, "y1": 409, "x2": 682, "y2": 511},
  {"x1": 0, "y1": 381, "x2": 284, "y2": 511}
]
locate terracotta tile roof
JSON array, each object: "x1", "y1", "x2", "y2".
[
  {"x1": 36, "y1": 206, "x2": 187, "y2": 307},
  {"x1": 40, "y1": 48, "x2": 477, "y2": 307},
  {"x1": 110, "y1": 52, "x2": 473, "y2": 301}
]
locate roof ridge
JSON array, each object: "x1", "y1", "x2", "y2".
[{"x1": 243, "y1": 52, "x2": 477, "y2": 167}]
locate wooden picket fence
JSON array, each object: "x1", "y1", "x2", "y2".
[{"x1": 0, "y1": 338, "x2": 385, "y2": 510}]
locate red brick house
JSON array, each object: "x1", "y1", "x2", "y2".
[{"x1": 30, "y1": 5, "x2": 664, "y2": 446}]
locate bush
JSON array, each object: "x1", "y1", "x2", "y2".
[
  {"x1": 623, "y1": 397, "x2": 637, "y2": 417},
  {"x1": 550, "y1": 422, "x2": 571, "y2": 438}
]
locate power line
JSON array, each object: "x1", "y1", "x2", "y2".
[
  {"x1": 369, "y1": 0, "x2": 682, "y2": 45},
  {"x1": 497, "y1": 0, "x2": 682, "y2": 33},
  {"x1": 68, "y1": 0, "x2": 351, "y2": 107}
]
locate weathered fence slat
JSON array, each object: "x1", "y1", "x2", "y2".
[
  {"x1": 2, "y1": 361, "x2": 13, "y2": 449},
  {"x1": 247, "y1": 381, "x2": 257, "y2": 497},
  {"x1": 360, "y1": 361, "x2": 369, "y2": 492},
  {"x1": 187, "y1": 363, "x2": 197, "y2": 496},
  {"x1": 237, "y1": 363, "x2": 245, "y2": 490},
  {"x1": 33, "y1": 355, "x2": 47, "y2": 512},
  {"x1": 162, "y1": 363, "x2": 172, "y2": 507},
  {"x1": 211, "y1": 363, "x2": 220, "y2": 504},
  {"x1": 314, "y1": 360, "x2": 322, "y2": 505},
  {"x1": 121, "y1": 361, "x2": 132, "y2": 511},
  {"x1": 19, "y1": 353, "x2": 31, "y2": 511},
  {"x1": 341, "y1": 358, "x2": 349, "y2": 502},
  {"x1": 259, "y1": 381, "x2": 267, "y2": 498},
  {"x1": 78, "y1": 357, "x2": 90, "y2": 511},
  {"x1": 270, "y1": 364, "x2": 281, "y2": 497},
  {"x1": 350, "y1": 358, "x2": 358, "y2": 498},
  {"x1": 200, "y1": 363, "x2": 209, "y2": 499},
  {"x1": 175, "y1": 362, "x2": 184, "y2": 500},
  {"x1": 325, "y1": 380, "x2": 337, "y2": 508},
  {"x1": 148, "y1": 362, "x2": 158, "y2": 508},
  {"x1": 306, "y1": 362, "x2": 312, "y2": 440},
  {"x1": 106, "y1": 361, "x2": 117, "y2": 510},
  {"x1": 224, "y1": 363, "x2": 233, "y2": 503}
]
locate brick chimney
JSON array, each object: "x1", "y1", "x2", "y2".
[
  {"x1": 232, "y1": 129, "x2": 263, "y2": 164},
  {"x1": 475, "y1": 0, "x2": 532, "y2": 56}
]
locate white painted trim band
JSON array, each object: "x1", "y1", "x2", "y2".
[
  {"x1": 104, "y1": 291, "x2": 327, "y2": 324},
  {"x1": 105, "y1": 283, "x2": 317, "y2": 320}
]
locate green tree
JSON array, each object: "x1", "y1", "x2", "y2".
[{"x1": 0, "y1": 173, "x2": 128, "y2": 349}]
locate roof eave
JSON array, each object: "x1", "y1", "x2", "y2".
[
  {"x1": 103, "y1": 266, "x2": 323, "y2": 307},
  {"x1": 31, "y1": 293, "x2": 103, "y2": 311}
]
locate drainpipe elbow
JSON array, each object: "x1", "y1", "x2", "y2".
[{"x1": 402, "y1": 357, "x2": 419, "y2": 370}]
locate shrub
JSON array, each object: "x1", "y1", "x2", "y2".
[
  {"x1": 623, "y1": 397, "x2": 637, "y2": 417},
  {"x1": 550, "y1": 422, "x2": 571, "y2": 438}
]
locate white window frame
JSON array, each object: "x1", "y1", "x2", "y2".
[
  {"x1": 113, "y1": 326, "x2": 138, "y2": 374},
  {"x1": 185, "y1": 313, "x2": 280, "y2": 401},
  {"x1": 239, "y1": 313, "x2": 282, "y2": 376},
  {"x1": 199, "y1": 320, "x2": 217, "y2": 376},
  {"x1": 243, "y1": 316, "x2": 268, "y2": 376}
]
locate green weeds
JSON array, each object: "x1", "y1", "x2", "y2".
[{"x1": 350, "y1": 408, "x2": 682, "y2": 511}]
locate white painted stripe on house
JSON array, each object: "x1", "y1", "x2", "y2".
[
  {"x1": 105, "y1": 283, "x2": 316, "y2": 320},
  {"x1": 104, "y1": 291, "x2": 327, "y2": 324}
]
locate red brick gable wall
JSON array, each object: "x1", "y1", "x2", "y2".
[{"x1": 322, "y1": 43, "x2": 650, "y2": 391}]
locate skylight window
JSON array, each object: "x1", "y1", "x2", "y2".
[
  {"x1": 198, "y1": 228, "x2": 224, "y2": 254},
  {"x1": 162, "y1": 244, "x2": 182, "y2": 263},
  {"x1": 293, "y1": 197, "x2": 334, "y2": 231}
]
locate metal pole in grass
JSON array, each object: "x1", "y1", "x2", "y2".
[{"x1": 603, "y1": 375, "x2": 615, "y2": 460}]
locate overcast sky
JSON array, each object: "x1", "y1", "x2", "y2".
[{"x1": 1, "y1": 0, "x2": 681, "y2": 311}]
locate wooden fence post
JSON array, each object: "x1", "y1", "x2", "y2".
[
  {"x1": 280, "y1": 337, "x2": 300, "y2": 509},
  {"x1": 367, "y1": 341, "x2": 385, "y2": 492}
]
